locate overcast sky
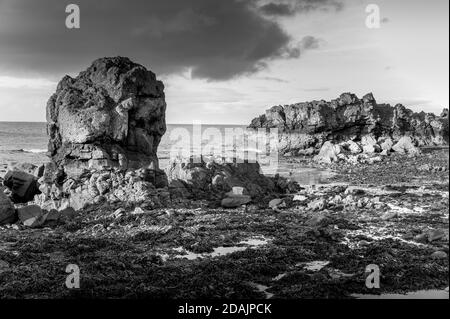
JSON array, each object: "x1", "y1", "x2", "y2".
[{"x1": 0, "y1": 0, "x2": 448, "y2": 123}]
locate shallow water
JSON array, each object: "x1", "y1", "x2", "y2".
[
  {"x1": 0, "y1": 122, "x2": 335, "y2": 185},
  {"x1": 352, "y1": 290, "x2": 449, "y2": 299},
  {"x1": 173, "y1": 236, "x2": 270, "y2": 260}
]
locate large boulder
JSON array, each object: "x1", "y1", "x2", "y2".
[
  {"x1": 37, "y1": 57, "x2": 169, "y2": 210},
  {"x1": 392, "y1": 136, "x2": 421, "y2": 155},
  {"x1": 46, "y1": 57, "x2": 167, "y2": 177},
  {"x1": 248, "y1": 92, "x2": 448, "y2": 154},
  {"x1": 0, "y1": 191, "x2": 16, "y2": 225}
]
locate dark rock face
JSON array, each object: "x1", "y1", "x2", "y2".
[
  {"x1": 248, "y1": 93, "x2": 448, "y2": 154},
  {"x1": 46, "y1": 57, "x2": 167, "y2": 177},
  {"x1": 3, "y1": 170, "x2": 40, "y2": 203}
]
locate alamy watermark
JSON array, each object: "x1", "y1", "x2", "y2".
[{"x1": 168, "y1": 122, "x2": 279, "y2": 173}]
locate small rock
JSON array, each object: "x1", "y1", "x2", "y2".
[
  {"x1": 269, "y1": 198, "x2": 284, "y2": 210},
  {"x1": 307, "y1": 198, "x2": 327, "y2": 211},
  {"x1": 221, "y1": 196, "x2": 251, "y2": 208},
  {"x1": 293, "y1": 194, "x2": 308, "y2": 202},
  {"x1": 414, "y1": 233, "x2": 428, "y2": 244},
  {"x1": 431, "y1": 251, "x2": 448, "y2": 260},
  {"x1": 428, "y1": 229, "x2": 445, "y2": 242},
  {"x1": 358, "y1": 240, "x2": 371, "y2": 247},
  {"x1": 132, "y1": 207, "x2": 146, "y2": 215},
  {"x1": 17, "y1": 205, "x2": 45, "y2": 228}
]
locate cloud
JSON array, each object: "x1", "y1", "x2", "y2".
[
  {"x1": 259, "y1": 0, "x2": 343, "y2": 16},
  {"x1": 301, "y1": 87, "x2": 330, "y2": 92},
  {"x1": 0, "y1": 76, "x2": 56, "y2": 89},
  {"x1": 298, "y1": 35, "x2": 323, "y2": 50},
  {"x1": 260, "y1": 3, "x2": 296, "y2": 16},
  {"x1": 0, "y1": 0, "x2": 338, "y2": 81}
]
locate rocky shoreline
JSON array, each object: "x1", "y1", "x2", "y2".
[
  {"x1": 0, "y1": 148, "x2": 448, "y2": 298},
  {"x1": 0, "y1": 57, "x2": 448, "y2": 298}
]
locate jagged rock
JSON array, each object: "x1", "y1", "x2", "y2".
[
  {"x1": 248, "y1": 92, "x2": 448, "y2": 154},
  {"x1": 392, "y1": 136, "x2": 421, "y2": 155},
  {"x1": 36, "y1": 57, "x2": 170, "y2": 210},
  {"x1": 293, "y1": 194, "x2": 308, "y2": 202},
  {"x1": 345, "y1": 140, "x2": 362, "y2": 154},
  {"x1": 46, "y1": 57, "x2": 167, "y2": 178},
  {"x1": 269, "y1": 198, "x2": 287, "y2": 211},
  {"x1": 361, "y1": 136, "x2": 381, "y2": 154},
  {"x1": 313, "y1": 142, "x2": 341, "y2": 164},
  {"x1": 3, "y1": 170, "x2": 40, "y2": 203},
  {"x1": 0, "y1": 191, "x2": 16, "y2": 225},
  {"x1": 379, "y1": 137, "x2": 394, "y2": 151}
]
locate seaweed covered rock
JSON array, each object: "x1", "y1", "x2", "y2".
[
  {"x1": 46, "y1": 56, "x2": 167, "y2": 178},
  {"x1": 248, "y1": 92, "x2": 448, "y2": 154}
]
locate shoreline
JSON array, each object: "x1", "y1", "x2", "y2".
[{"x1": 1, "y1": 148, "x2": 448, "y2": 298}]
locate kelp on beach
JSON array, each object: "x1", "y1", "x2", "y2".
[{"x1": 0, "y1": 149, "x2": 448, "y2": 299}]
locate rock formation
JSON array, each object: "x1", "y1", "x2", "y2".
[
  {"x1": 166, "y1": 156, "x2": 299, "y2": 204},
  {"x1": 46, "y1": 56, "x2": 167, "y2": 178},
  {"x1": 35, "y1": 57, "x2": 169, "y2": 211},
  {"x1": 248, "y1": 93, "x2": 449, "y2": 155}
]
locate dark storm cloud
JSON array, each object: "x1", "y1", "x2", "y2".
[
  {"x1": 260, "y1": 0, "x2": 343, "y2": 16},
  {"x1": 0, "y1": 0, "x2": 337, "y2": 80}
]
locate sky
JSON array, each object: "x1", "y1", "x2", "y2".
[{"x1": 0, "y1": 0, "x2": 448, "y2": 124}]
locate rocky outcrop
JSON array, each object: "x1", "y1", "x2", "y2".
[
  {"x1": 166, "y1": 156, "x2": 299, "y2": 203},
  {"x1": 248, "y1": 93, "x2": 448, "y2": 154},
  {"x1": 46, "y1": 56, "x2": 167, "y2": 178},
  {"x1": 35, "y1": 167, "x2": 170, "y2": 211},
  {"x1": 35, "y1": 57, "x2": 169, "y2": 211}
]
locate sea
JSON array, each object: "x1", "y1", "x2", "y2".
[{"x1": 0, "y1": 122, "x2": 334, "y2": 184}]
